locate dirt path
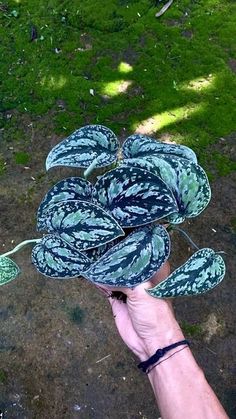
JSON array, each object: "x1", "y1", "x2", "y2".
[{"x1": 0, "y1": 125, "x2": 236, "y2": 418}]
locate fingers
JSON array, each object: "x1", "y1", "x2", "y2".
[
  {"x1": 95, "y1": 284, "x2": 128, "y2": 316},
  {"x1": 109, "y1": 297, "x2": 126, "y2": 318},
  {"x1": 119, "y1": 262, "x2": 171, "y2": 299},
  {"x1": 94, "y1": 261, "x2": 171, "y2": 301}
]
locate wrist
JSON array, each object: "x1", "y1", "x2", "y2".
[
  {"x1": 144, "y1": 320, "x2": 185, "y2": 357},
  {"x1": 138, "y1": 339, "x2": 190, "y2": 374}
]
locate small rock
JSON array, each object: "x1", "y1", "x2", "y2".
[{"x1": 181, "y1": 30, "x2": 193, "y2": 39}]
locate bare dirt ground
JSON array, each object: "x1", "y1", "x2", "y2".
[{"x1": 0, "y1": 120, "x2": 236, "y2": 418}]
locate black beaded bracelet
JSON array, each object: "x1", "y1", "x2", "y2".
[{"x1": 138, "y1": 339, "x2": 190, "y2": 374}]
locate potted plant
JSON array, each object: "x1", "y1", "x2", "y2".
[{"x1": 0, "y1": 125, "x2": 226, "y2": 299}]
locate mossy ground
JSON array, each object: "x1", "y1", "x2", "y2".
[
  {"x1": 181, "y1": 320, "x2": 202, "y2": 337},
  {"x1": 0, "y1": 0, "x2": 236, "y2": 176}
]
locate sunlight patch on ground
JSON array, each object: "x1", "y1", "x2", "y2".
[
  {"x1": 183, "y1": 74, "x2": 216, "y2": 91},
  {"x1": 118, "y1": 62, "x2": 133, "y2": 74},
  {"x1": 102, "y1": 80, "x2": 132, "y2": 97},
  {"x1": 134, "y1": 104, "x2": 201, "y2": 135},
  {"x1": 40, "y1": 75, "x2": 67, "y2": 90}
]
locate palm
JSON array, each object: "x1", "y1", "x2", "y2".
[
  {"x1": 109, "y1": 297, "x2": 148, "y2": 360},
  {"x1": 105, "y1": 262, "x2": 171, "y2": 360}
]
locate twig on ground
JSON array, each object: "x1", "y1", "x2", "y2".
[
  {"x1": 206, "y1": 347, "x2": 217, "y2": 355},
  {"x1": 95, "y1": 354, "x2": 111, "y2": 364},
  {"x1": 155, "y1": 0, "x2": 173, "y2": 18}
]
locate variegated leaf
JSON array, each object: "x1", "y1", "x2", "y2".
[
  {"x1": 32, "y1": 235, "x2": 91, "y2": 279},
  {"x1": 148, "y1": 248, "x2": 226, "y2": 298},
  {"x1": 122, "y1": 134, "x2": 197, "y2": 163},
  {"x1": 0, "y1": 256, "x2": 20, "y2": 286},
  {"x1": 37, "y1": 177, "x2": 93, "y2": 230},
  {"x1": 120, "y1": 156, "x2": 211, "y2": 223},
  {"x1": 84, "y1": 225, "x2": 170, "y2": 287},
  {"x1": 93, "y1": 166, "x2": 178, "y2": 227},
  {"x1": 40, "y1": 200, "x2": 124, "y2": 251},
  {"x1": 46, "y1": 125, "x2": 119, "y2": 170},
  {"x1": 85, "y1": 239, "x2": 119, "y2": 262}
]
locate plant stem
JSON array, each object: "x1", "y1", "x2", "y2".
[
  {"x1": 172, "y1": 227, "x2": 199, "y2": 251},
  {"x1": 0, "y1": 239, "x2": 41, "y2": 258},
  {"x1": 83, "y1": 153, "x2": 107, "y2": 179},
  {"x1": 84, "y1": 158, "x2": 98, "y2": 179}
]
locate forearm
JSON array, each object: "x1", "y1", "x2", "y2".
[{"x1": 146, "y1": 330, "x2": 228, "y2": 419}]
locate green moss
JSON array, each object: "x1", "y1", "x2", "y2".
[
  {"x1": 0, "y1": 154, "x2": 6, "y2": 175},
  {"x1": 213, "y1": 153, "x2": 236, "y2": 176},
  {"x1": 202, "y1": 150, "x2": 236, "y2": 178},
  {"x1": 0, "y1": 0, "x2": 236, "y2": 174},
  {"x1": 181, "y1": 321, "x2": 202, "y2": 338},
  {"x1": 68, "y1": 305, "x2": 85, "y2": 324},
  {"x1": 0, "y1": 369, "x2": 7, "y2": 384},
  {"x1": 14, "y1": 152, "x2": 30, "y2": 165}
]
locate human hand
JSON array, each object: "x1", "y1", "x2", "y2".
[
  {"x1": 97, "y1": 268, "x2": 229, "y2": 419},
  {"x1": 98, "y1": 262, "x2": 184, "y2": 361}
]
